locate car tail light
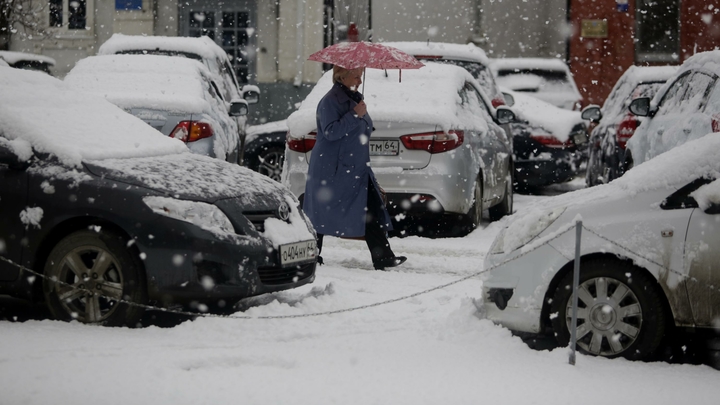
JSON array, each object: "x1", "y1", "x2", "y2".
[
  {"x1": 530, "y1": 135, "x2": 569, "y2": 148},
  {"x1": 287, "y1": 131, "x2": 317, "y2": 152},
  {"x1": 400, "y1": 130, "x2": 464, "y2": 154},
  {"x1": 712, "y1": 115, "x2": 720, "y2": 133},
  {"x1": 169, "y1": 121, "x2": 214, "y2": 143},
  {"x1": 491, "y1": 97, "x2": 506, "y2": 108},
  {"x1": 616, "y1": 115, "x2": 638, "y2": 149}
]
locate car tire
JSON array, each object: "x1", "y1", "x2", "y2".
[
  {"x1": 43, "y1": 229, "x2": 147, "y2": 326},
  {"x1": 549, "y1": 259, "x2": 667, "y2": 360},
  {"x1": 251, "y1": 145, "x2": 285, "y2": 182},
  {"x1": 489, "y1": 173, "x2": 513, "y2": 221}
]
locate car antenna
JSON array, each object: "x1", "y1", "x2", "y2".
[{"x1": 384, "y1": 69, "x2": 388, "y2": 78}]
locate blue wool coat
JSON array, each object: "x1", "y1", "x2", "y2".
[{"x1": 303, "y1": 83, "x2": 393, "y2": 237}]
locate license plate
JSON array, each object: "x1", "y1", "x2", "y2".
[
  {"x1": 279, "y1": 240, "x2": 317, "y2": 266},
  {"x1": 370, "y1": 140, "x2": 399, "y2": 156}
]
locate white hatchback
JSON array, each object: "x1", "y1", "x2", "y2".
[
  {"x1": 482, "y1": 132, "x2": 720, "y2": 360},
  {"x1": 282, "y1": 63, "x2": 516, "y2": 236}
]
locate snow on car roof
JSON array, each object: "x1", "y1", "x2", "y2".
[
  {"x1": 490, "y1": 57, "x2": 571, "y2": 72},
  {"x1": 98, "y1": 33, "x2": 227, "y2": 61},
  {"x1": 64, "y1": 54, "x2": 214, "y2": 114},
  {"x1": 288, "y1": 63, "x2": 488, "y2": 137},
  {"x1": 0, "y1": 50, "x2": 56, "y2": 66},
  {"x1": 0, "y1": 66, "x2": 188, "y2": 167},
  {"x1": 506, "y1": 90, "x2": 583, "y2": 141},
  {"x1": 380, "y1": 41, "x2": 491, "y2": 64}
]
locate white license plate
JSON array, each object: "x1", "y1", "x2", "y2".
[
  {"x1": 573, "y1": 133, "x2": 589, "y2": 145},
  {"x1": 370, "y1": 140, "x2": 399, "y2": 156},
  {"x1": 279, "y1": 240, "x2": 317, "y2": 266}
]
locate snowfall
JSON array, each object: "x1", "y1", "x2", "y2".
[{"x1": 2, "y1": 61, "x2": 720, "y2": 405}]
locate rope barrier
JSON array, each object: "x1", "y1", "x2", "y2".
[{"x1": 0, "y1": 220, "x2": 714, "y2": 322}]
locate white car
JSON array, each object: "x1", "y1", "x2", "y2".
[
  {"x1": 624, "y1": 50, "x2": 720, "y2": 170},
  {"x1": 282, "y1": 63, "x2": 516, "y2": 236},
  {"x1": 482, "y1": 132, "x2": 720, "y2": 360},
  {"x1": 65, "y1": 54, "x2": 247, "y2": 163},
  {"x1": 490, "y1": 57, "x2": 583, "y2": 110}
]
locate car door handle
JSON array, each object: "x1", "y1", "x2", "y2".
[{"x1": 661, "y1": 229, "x2": 674, "y2": 237}]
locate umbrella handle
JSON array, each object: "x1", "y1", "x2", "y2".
[{"x1": 362, "y1": 69, "x2": 366, "y2": 94}]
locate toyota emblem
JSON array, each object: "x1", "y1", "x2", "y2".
[{"x1": 277, "y1": 202, "x2": 290, "y2": 221}]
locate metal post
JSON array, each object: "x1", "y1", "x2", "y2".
[{"x1": 569, "y1": 220, "x2": 582, "y2": 365}]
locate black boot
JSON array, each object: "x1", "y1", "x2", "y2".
[{"x1": 373, "y1": 256, "x2": 407, "y2": 270}]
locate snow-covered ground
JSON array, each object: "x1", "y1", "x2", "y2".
[{"x1": 1, "y1": 180, "x2": 718, "y2": 404}]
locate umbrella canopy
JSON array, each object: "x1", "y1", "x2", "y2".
[{"x1": 308, "y1": 41, "x2": 424, "y2": 70}]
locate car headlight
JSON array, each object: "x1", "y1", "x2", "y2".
[
  {"x1": 143, "y1": 196, "x2": 235, "y2": 234},
  {"x1": 489, "y1": 207, "x2": 566, "y2": 255}
]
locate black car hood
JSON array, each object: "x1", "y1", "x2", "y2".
[{"x1": 85, "y1": 153, "x2": 290, "y2": 206}]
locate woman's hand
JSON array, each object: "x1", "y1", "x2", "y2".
[{"x1": 353, "y1": 101, "x2": 367, "y2": 117}]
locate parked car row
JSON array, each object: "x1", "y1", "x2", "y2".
[
  {"x1": 0, "y1": 59, "x2": 317, "y2": 326},
  {"x1": 483, "y1": 50, "x2": 720, "y2": 362}
]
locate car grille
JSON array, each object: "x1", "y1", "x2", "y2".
[
  {"x1": 243, "y1": 210, "x2": 277, "y2": 232},
  {"x1": 257, "y1": 262, "x2": 315, "y2": 286}
]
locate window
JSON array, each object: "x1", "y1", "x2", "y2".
[
  {"x1": 189, "y1": 11, "x2": 216, "y2": 39},
  {"x1": 49, "y1": 0, "x2": 91, "y2": 31},
  {"x1": 656, "y1": 73, "x2": 690, "y2": 116},
  {"x1": 635, "y1": 0, "x2": 679, "y2": 63},
  {"x1": 116, "y1": 0, "x2": 142, "y2": 10},
  {"x1": 704, "y1": 80, "x2": 720, "y2": 116}
]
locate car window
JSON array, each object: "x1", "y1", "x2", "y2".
[
  {"x1": 702, "y1": 79, "x2": 720, "y2": 115},
  {"x1": 461, "y1": 83, "x2": 493, "y2": 122},
  {"x1": 656, "y1": 72, "x2": 691, "y2": 116},
  {"x1": 219, "y1": 58, "x2": 241, "y2": 100},
  {"x1": 684, "y1": 72, "x2": 715, "y2": 112}
]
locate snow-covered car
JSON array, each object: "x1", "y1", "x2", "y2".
[
  {"x1": 65, "y1": 54, "x2": 247, "y2": 163},
  {"x1": 97, "y1": 34, "x2": 260, "y2": 162},
  {"x1": 505, "y1": 90, "x2": 588, "y2": 190},
  {"x1": 482, "y1": 132, "x2": 720, "y2": 360},
  {"x1": 0, "y1": 67, "x2": 317, "y2": 326},
  {"x1": 583, "y1": 65, "x2": 677, "y2": 186},
  {"x1": 282, "y1": 63, "x2": 516, "y2": 236},
  {"x1": 490, "y1": 57, "x2": 583, "y2": 110},
  {"x1": 624, "y1": 50, "x2": 720, "y2": 170},
  {"x1": 380, "y1": 41, "x2": 506, "y2": 108},
  {"x1": 0, "y1": 50, "x2": 56, "y2": 75},
  {"x1": 244, "y1": 119, "x2": 289, "y2": 182}
]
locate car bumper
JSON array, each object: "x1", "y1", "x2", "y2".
[
  {"x1": 514, "y1": 155, "x2": 575, "y2": 188},
  {"x1": 285, "y1": 156, "x2": 476, "y2": 216},
  {"x1": 137, "y1": 216, "x2": 316, "y2": 308},
  {"x1": 482, "y1": 243, "x2": 569, "y2": 334}
]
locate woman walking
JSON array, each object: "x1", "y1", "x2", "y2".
[{"x1": 302, "y1": 65, "x2": 406, "y2": 270}]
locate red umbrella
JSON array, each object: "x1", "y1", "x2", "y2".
[{"x1": 308, "y1": 41, "x2": 424, "y2": 87}]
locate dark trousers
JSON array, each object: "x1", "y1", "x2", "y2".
[{"x1": 317, "y1": 180, "x2": 394, "y2": 264}]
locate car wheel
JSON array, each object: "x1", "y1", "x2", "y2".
[
  {"x1": 489, "y1": 173, "x2": 513, "y2": 221},
  {"x1": 43, "y1": 230, "x2": 147, "y2": 326},
  {"x1": 550, "y1": 259, "x2": 667, "y2": 360},
  {"x1": 255, "y1": 146, "x2": 285, "y2": 182}
]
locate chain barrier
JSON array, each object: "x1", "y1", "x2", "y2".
[
  {"x1": 1, "y1": 220, "x2": 713, "y2": 322},
  {"x1": 0, "y1": 224, "x2": 576, "y2": 321}
]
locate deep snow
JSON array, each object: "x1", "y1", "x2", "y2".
[{"x1": 1, "y1": 191, "x2": 718, "y2": 405}]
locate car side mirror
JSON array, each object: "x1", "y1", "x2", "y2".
[
  {"x1": 0, "y1": 143, "x2": 32, "y2": 170},
  {"x1": 629, "y1": 97, "x2": 651, "y2": 117},
  {"x1": 229, "y1": 99, "x2": 249, "y2": 117},
  {"x1": 502, "y1": 92, "x2": 515, "y2": 107},
  {"x1": 241, "y1": 85, "x2": 261, "y2": 105},
  {"x1": 581, "y1": 104, "x2": 602, "y2": 122},
  {"x1": 495, "y1": 106, "x2": 516, "y2": 125}
]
